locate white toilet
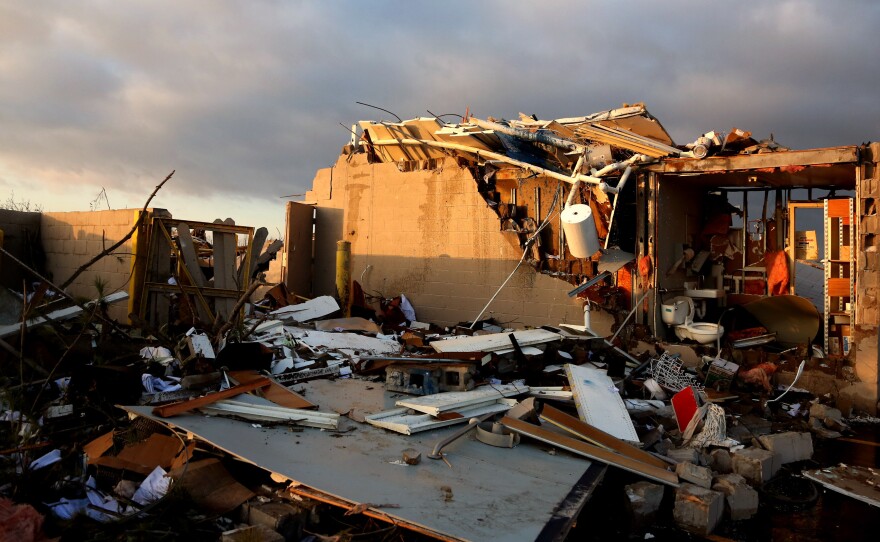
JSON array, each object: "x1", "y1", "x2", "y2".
[{"x1": 662, "y1": 296, "x2": 724, "y2": 345}]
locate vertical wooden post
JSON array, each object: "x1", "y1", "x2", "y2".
[{"x1": 127, "y1": 210, "x2": 149, "y2": 325}]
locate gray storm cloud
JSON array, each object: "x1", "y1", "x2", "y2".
[{"x1": 1, "y1": 0, "x2": 877, "y2": 204}]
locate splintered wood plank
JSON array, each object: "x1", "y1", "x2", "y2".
[
  {"x1": 228, "y1": 370, "x2": 315, "y2": 410},
  {"x1": 539, "y1": 404, "x2": 668, "y2": 469},
  {"x1": 648, "y1": 146, "x2": 860, "y2": 174},
  {"x1": 176, "y1": 223, "x2": 206, "y2": 287},
  {"x1": 152, "y1": 377, "x2": 272, "y2": 417},
  {"x1": 501, "y1": 416, "x2": 679, "y2": 487},
  {"x1": 240, "y1": 226, "x2": 268, "y2": 283},
  {"x1": 564, "y1": 364, "x2": 639, "y2": 443}
]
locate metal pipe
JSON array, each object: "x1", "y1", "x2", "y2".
[{"x1": 427, "y1": 413, "x2": 494, "y2": 459}]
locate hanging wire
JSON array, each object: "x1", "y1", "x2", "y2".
[
  {"x1": 468, "y1": 186, "x2": 561, "y2": 328},
  {"x1": 355, "y1": 101, "x2": 402, "y2": 123}
]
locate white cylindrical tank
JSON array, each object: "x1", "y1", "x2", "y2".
[{"x1": 561, "y1": 204, "x2": 600, "y2": 258}]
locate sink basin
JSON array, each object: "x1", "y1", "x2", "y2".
[{"x1": 684, "y1": 288, "x2": 725, "y2": 299}]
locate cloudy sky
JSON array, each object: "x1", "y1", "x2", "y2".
[{"x1": 1, "y1": 1, "x2": 877, "y2": 236}]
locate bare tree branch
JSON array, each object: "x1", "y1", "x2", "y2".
[{"x1": 59, "y1": 170, "x2": 175, "y2": 291}]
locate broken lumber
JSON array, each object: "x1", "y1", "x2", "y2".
[
  {"x1": 539, "y1": 404, "x2": 668, "y2": 469},
  {"x1": 151, "y1": 377, "x2": 271, "y2": 417},
  {"x1": 501, "y1": 416, "x2": 679, "y2": 487}
]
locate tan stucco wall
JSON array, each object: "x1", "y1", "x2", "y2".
[
  {"x1": 303, "y1": 154, "x2": 613, "y2": 331},
  {"x1": 41, "y1": 209, "x2": 141, "y2": 321}
]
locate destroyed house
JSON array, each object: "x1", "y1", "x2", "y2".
[{"x1": 288, "y1": 104, "x2": 879, "y2": 412}]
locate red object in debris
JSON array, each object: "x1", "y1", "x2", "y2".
[
  {"x1": 672, "y1": 386, "x2": 700, "y2": 433},
  {"x1": 0, "y1": 498, "x2": 47, "y2": 542},
  {"x1": 738, "y1": 362, "x2": 778, "y2": 392},
  {"x1": 765, "y1": 251, "x2": 790, "y2": 296}
]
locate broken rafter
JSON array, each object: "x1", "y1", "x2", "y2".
[
  {"x1": 369, "y1": 137, "x2": 607, "y2": 187},
  {"x1": 572, "y1": 124, "x2": 681, "y2": 158}
]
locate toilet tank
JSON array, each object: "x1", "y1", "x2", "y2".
[{"x1": 661, "y1": 297, "x2": 689, "y2": 325}]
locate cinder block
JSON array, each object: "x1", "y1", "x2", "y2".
[
  {"x1": 707, "y1": 448, "x2": 733, "y2": 474},
  {"x1": 732, "y1": 447, "x2": 774, "y2": 485},
  {"x1": 712, "y1": 473, "x2": 759, "y2": 521},
  {"x1": 624, "y1": 481, "x2": 665, "y2": 530},
  {"x1": 675, "y1": 462, "x2": 714, "y2": 489},
  {"x1": 240, "y1": 501, "x2": 306, "y2": 539},
  {"x1": 757, "y1": 432, "x2": 813, "y2": 474},
  {"x1": 837, "y1": 382, "x2": 879, "y2": 416},
  {"x1": 673, "y1": 483, "x2": 724, "y2": 536},
  {"x1": 666, "y1": 447, "x2": 700, "y2": 464}
]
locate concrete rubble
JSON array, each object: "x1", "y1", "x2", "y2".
[{"x1": 1, "y1": 103, "x2": 879, "y2": 540}]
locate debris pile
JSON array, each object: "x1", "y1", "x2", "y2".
[{"x1": 2, "y1": 265, "x2": 879, "y2": 540}]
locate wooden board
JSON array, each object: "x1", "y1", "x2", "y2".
[
  {"x1": 220, "y1": 218, "x2": 237, "y2": 318},
  {"x1": 151, "y1": 377, "x2": 271, "y2": 417},
  {"x1": 647, "y1": 146, "x2": 859, "y2": 174},
  {"x1": 564, "y1": 364, "x2": 639, "y2": 443},
  {"x1": 431, "y1": 329, "x2": 562, "y2": 354},
  {"x1": 501, "y1": 417, "x2": 678, "y2": 487},
  {"x1": 176, "y1": 223, "x2": 206, "y2": 287},
  {"x1": 539, "y1": 404, "x2": 668, "y2": 469},
  {"x1": 228, "y1": 370, "x2": 315, "y2": 410}
]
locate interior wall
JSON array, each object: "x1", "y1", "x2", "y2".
[{"x1": 302, "y1": 154, "x2": 612, "y2": 331}]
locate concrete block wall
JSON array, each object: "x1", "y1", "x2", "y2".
[
  {"x1": 0, "y1": 209, "x2": 42, "y2": 290},
  {"x1": 854, "y1": 142, "x2": 880, "y2": 409},
  {"x1": 41, "y1": 209, "x2": 142, "y2": 321},
  {"x1": 303, "y1": 154, "x2": 613, "y2": 331}
]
